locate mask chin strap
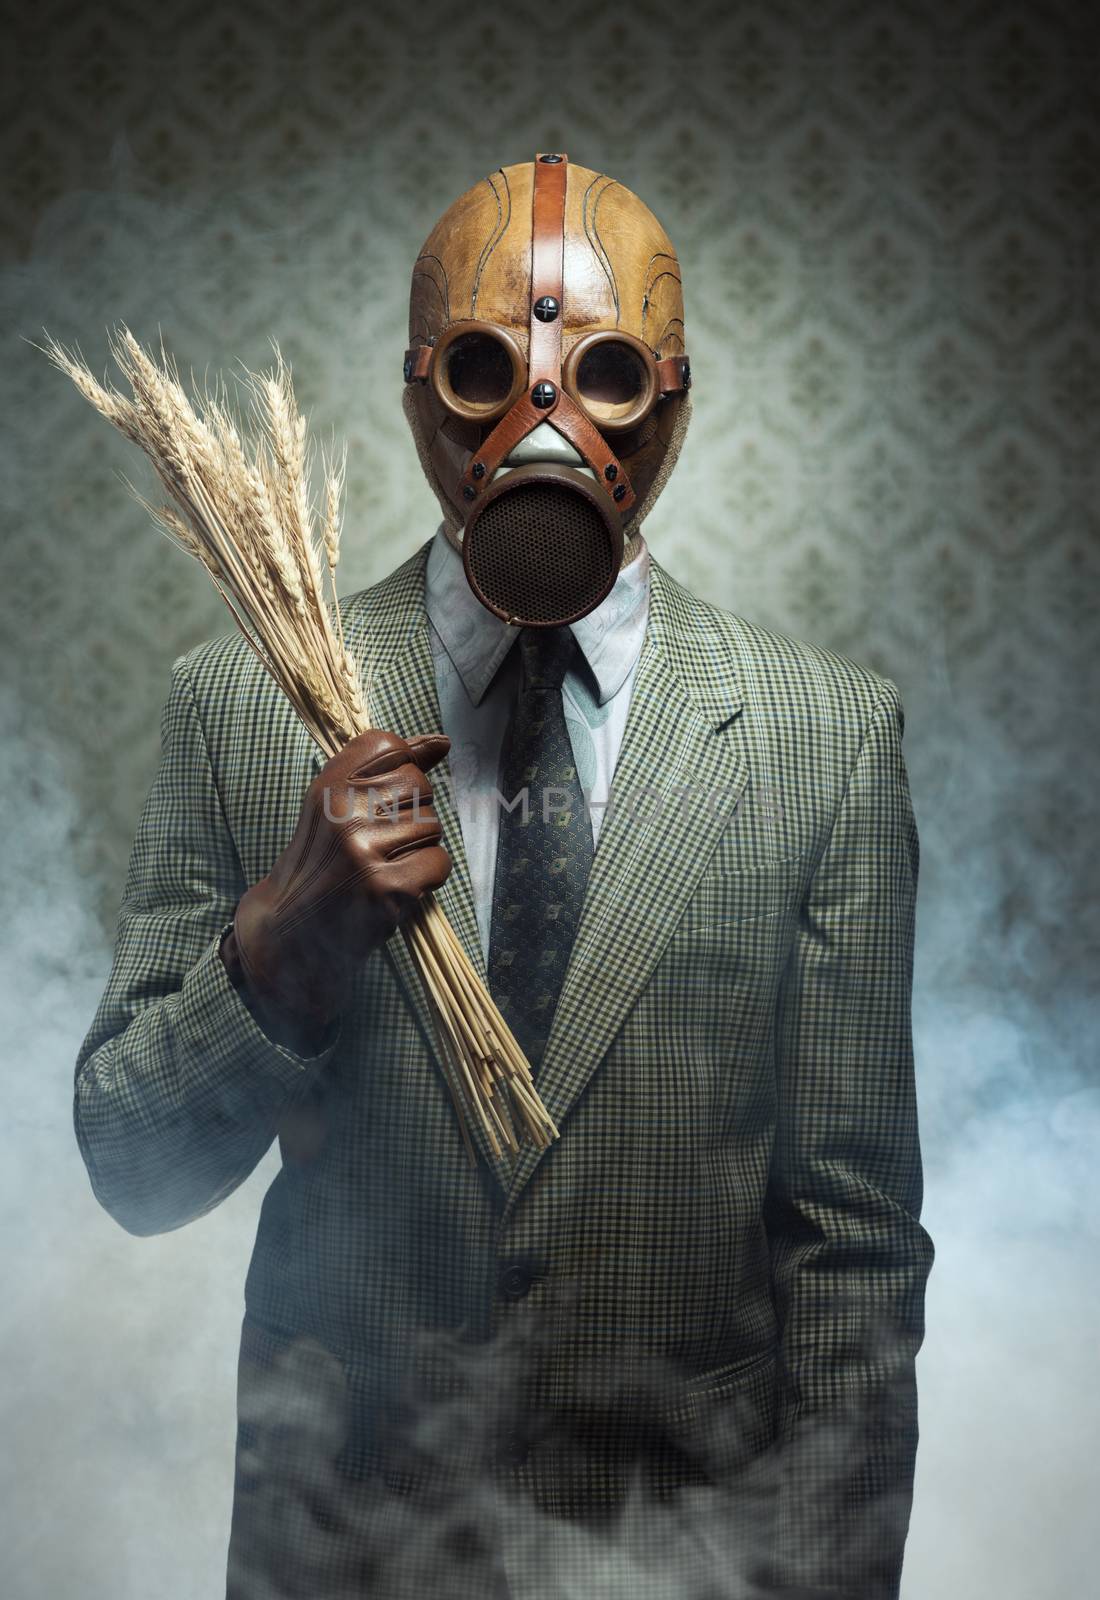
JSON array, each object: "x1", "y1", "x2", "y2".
[{"x1": 456, "y1": 152, "x2": 637, "y2": 515}]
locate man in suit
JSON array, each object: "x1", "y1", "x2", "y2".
[{"x1": 75, "y1": 156, "x2": 933, "y2": 1599}]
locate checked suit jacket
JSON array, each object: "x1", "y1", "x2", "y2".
[{"x1": 75, "y1": 536, "x2": 934, "y2": 1600}]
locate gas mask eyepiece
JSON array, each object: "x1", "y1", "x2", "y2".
[{"x1": 404, "y1": 152, "x2": 692, "y2": 626}]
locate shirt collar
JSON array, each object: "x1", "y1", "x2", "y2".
[{"x1": 424, "y1": 523, "x2": 650, "y2": 707}]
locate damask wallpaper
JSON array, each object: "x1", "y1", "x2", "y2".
[{"x1": 1, "y1": 2, "x2": 1097, "y2": 1597}]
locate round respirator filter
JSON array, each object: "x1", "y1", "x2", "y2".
[{"x1": 462, "y1": 464, "x2": 623, "y2": 628}]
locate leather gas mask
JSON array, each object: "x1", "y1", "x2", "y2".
[{"x1": 403, "y1": 153, "x2": 692, "y2": 628}]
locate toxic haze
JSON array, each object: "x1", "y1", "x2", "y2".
[{"x1": 0, "y1": 1, "x2": 1097, "y2": 1595}]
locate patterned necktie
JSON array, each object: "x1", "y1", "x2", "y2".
[{"x1": 487, "y1": 626, "x2": 594, "y2": 1075}]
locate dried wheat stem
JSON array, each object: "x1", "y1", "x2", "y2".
[
  {"x1": 43, "y1": 324, "x2": 557, "y2": 1163},
  {"x1": 407, "y1": 920, "x2": 508, "y2": 1155}
]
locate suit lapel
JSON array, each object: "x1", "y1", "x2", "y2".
[
  {"x1": 312, "y1": 541, "x2": 507, "y2": 1183},
  {"x1": 316, "y1": 543, "x2": 750, "y2": 1204},
  {"x1": 499, "y1": 556, "x2": 749, "y2": 1220}
]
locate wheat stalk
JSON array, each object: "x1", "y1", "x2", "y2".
[{"x1": 40, "y1": 326, "x2": 556, "y2": 1162}]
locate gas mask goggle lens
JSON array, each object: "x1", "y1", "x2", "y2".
[
  {"x1": 403, "y1": 153, "x2": 691, "y2": 629},
  {"x1": 429, "y1": 323, "x2": 664, "y2": 436}
]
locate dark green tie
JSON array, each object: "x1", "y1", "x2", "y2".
[{"x1": 487, "y1": 627, "x2": 594, "y2": 1075}]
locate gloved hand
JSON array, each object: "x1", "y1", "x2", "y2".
[{"x1": 221, "y1": 728, "x2": 452, "y2": 1047}]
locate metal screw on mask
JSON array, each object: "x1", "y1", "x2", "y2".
[
  {"x1": 456, "y1": 154, "x2": 616, "y2": 627},
  {"x1": 458, "y1": 153, "x2": 627, "y2": 627},
  {"x1": 400, "y1": 383, "x2": 694, "y2": 574},
  {"x1": 403, "y1": 152, "x2": 692, "y2": 616}
]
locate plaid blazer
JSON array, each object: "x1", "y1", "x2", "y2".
[{"x1": 75, "y1": 537, "x2": 933, "y2": 1600}]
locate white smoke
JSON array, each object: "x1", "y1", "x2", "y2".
[
  {"x1": 2, "y1": 685, "x2": 1099, "y2": 1597},
  {"x1": 2, "y1": 112, "x2": 1096, "y2": 1600},
  {"x1": 0, "y1": 697, "x2": 282, "y2": 1596}
]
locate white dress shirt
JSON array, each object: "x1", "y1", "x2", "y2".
[{"x1": 423, "y1": 524, "x2": 651, "y2": 964}]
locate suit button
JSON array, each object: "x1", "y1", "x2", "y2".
[{"x1": 498, "y1": 1261, "x2": 537, "y2": 1301}]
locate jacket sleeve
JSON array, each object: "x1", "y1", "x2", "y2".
[
  {"x1": 762, "y1": 680, "x2": 935, "y2": 1600},
  {"x1": 74, "y1": 652, "x2": 341, "y2": 1237}
]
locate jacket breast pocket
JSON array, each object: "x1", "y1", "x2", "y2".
[
  {"x1": 645, "y1": 856, "x2": 805, "y2": 1081},
  {"x1": 672, "y1": 853, "x2": 804, "y2": 949}
]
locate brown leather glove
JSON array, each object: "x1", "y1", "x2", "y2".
[{"x1": 222, "y1": 728, "x2": 452, "y2": 1048}]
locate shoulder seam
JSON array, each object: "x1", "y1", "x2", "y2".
[{"x1": 812, "y1": 684, "x2": 900, "y2": 874}]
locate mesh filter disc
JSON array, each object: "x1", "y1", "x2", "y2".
[{"x1": 464, "y1": 479, "x2": 620, "y2": 626}]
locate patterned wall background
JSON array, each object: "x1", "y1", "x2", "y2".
[
  {"x1": 1, "y1": 2, "x2": 1097, "y2": 1597},
  {"x1": 0, "y1": 0, "x2": 1094, "y2": 950}
]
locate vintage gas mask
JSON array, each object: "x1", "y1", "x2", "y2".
[{"x1": 403, "y1": 152, "x2": 692, "y2": 628}]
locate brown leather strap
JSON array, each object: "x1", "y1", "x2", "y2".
[
  {"x1": 403, "y1": 344, "x2": 433, "y2": 383},
  {"x1": 458, "y1": 151, "x2": 632, "y2": 510},
  {"x1": 656, "y1": 354, "x2": 691, "y2": 393},
  {"x1": 459, "y1": 392, "x2": 550, "y2": 489},
  {"x1": 459, "y1": 389, "x2": 635, "y2": 510},
  {"x1": 529, "y1": 152, "x2": 568, "y2": 385},
  {"x1": 546, "y1": 393, "x2": 635, "y2": 510}
]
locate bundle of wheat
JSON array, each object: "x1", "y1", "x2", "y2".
[{"x1": 42, "y1": 327, "x2": 557, "y2": 1165}]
